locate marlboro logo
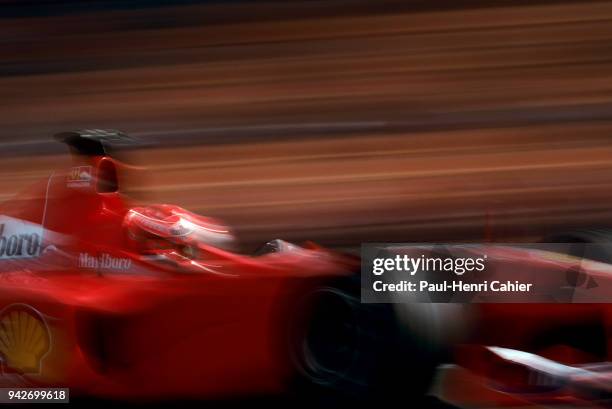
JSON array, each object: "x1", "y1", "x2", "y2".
[
  {"x1": 0, "y1": 216, "x2": 43, "y2": 260},
  {"x1": 78, "y1": 253, "x2": 131, "y2": 271}
]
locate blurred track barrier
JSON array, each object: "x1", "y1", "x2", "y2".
[{"x1": 2, "y1": 1, "x2": 612, "y2": 248}]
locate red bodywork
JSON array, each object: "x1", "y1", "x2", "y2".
[
  {"x1": 0, "y1": 154, "x2": 356, "y2": 400},
  {"x1": 445, "y1": 246, "x2": 612, "y2": 407}
]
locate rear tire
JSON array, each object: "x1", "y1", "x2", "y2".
[{"x1": 287, "y1": 276, "x2": 444, "y2": 403}]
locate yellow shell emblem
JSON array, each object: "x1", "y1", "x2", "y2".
[{"x1": 0, "y1": 305, "x2": 50, "y2": 374}]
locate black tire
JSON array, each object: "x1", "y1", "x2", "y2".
[{"x1": 286, "y1": 275, "x2": 447, "y2": 403}]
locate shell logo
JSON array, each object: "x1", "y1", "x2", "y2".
[{"x1": 0, "y1": 305, "x2": 50, "y2": 374}]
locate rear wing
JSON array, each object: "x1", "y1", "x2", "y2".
[{"x1": 54, "y1": 129, "x2": 139, "y2": 158}]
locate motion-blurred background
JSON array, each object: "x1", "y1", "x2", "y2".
[{"x1": 2, "y1": 0, "x2": 612, "y2": 250}]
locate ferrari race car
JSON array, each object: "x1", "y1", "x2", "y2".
[
  {"x1": 0, "y1": 130, "x2": 440, "y2": 402},
  {"x1": 5, "y1": 129, "x2": 612, "y2": 406}
]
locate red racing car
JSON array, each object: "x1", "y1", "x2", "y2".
[
  {"x1": 0, "y1": 130, "x2": 437, "y2": 402},
  {"x1": 4, "y1": 129, "x2": 612, "y2": 407}
]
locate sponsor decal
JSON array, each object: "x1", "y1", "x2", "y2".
[
  {"x1": 0, "y1": 216, "x2": 43, "y2": 260},
  {"x1": 78, "y1": 253, "x2": 132, "y2": 271},
  {"x1": 0, "y1": 304, "x2": 50, "y2": 374},
  {"x1": 66, "y1": 166, "x2": 92, "y2": 188}
]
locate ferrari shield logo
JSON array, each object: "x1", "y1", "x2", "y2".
[{"x1": 67, "y1": 166, "x2": 92, "y2": 188}]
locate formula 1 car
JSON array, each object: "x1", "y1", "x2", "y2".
[
  {"x1": 9, "y1": 130, "x2": 612, "y2": 406},
  {"x1": 0, "y1": 130, "x2": 441, "y2": 402}
]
